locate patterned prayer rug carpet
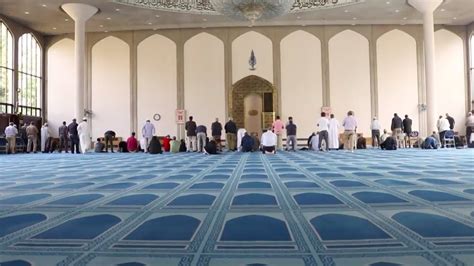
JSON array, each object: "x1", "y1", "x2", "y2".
[{"x1": 0, "y1": 149, "x2": 473, "y2": 266}]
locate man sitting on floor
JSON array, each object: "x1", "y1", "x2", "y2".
[
  {"x1": 149, "y1": 136, "x2": 162, "y2": 154},
  {"x1": 95, "y1": 138, "x2": 105, "y2": 153},
  {"x1": 204, "y1": 139, "x2": 218, "y2": 155},
  {"x1": 241, "y1": 132, "x2": 254, "y2": 152},
  {"x1": 170, "y1": 136, "x2": 180, "y2": 153},
  {"x1": 261, "y1": 128, "x2": 277, "y2": 154},
  {"x1": 127, "y1": 132, "x2": 138, "y2": 153}
]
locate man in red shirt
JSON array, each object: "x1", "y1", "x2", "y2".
[
  {"x1": 162, "y1": 135, "x2": 171, "y2": 152},
  {"x1": 127, "y1": 132, "x2": 138, "y2": 153}
]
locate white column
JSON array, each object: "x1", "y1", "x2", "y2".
[
  {"x1": 409, "y1": 0, "x2": 443, "y2": 134},
  {"x1": 62, "y1": 3, "x2": 98, "y2": 120}
]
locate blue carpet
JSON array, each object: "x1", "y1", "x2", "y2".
[{"x1": 0, "y1": 149, "x2": 473, "y2": 265}]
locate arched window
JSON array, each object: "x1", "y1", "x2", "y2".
[
  {"x1": 18, "y1": 33, "x2": 42, "y2": 116},
  {"x1": 470, "y1": 34, "x2": 474, "y2": 100},
  {"x1": 0, "y1": 22, "x2": 14, "y2": 113}
]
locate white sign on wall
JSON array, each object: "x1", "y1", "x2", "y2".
[{"x1": 176, "y1": 109, "x2": 186, "y2": 124}]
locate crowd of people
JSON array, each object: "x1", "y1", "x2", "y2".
[{"x1": 3, "y1": 110, "x2": 474, "y2": 155}]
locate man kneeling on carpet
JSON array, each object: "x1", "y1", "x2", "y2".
[{"x1": 261, "y1": 128, "x2": 277, "y2": 154}]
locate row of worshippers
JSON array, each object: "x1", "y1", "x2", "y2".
[{"x1": 3, "y1": 118, "x2": 91, "y2": 154}]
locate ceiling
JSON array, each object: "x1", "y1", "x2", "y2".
[{"x1": 0, "y1": 0, "x2": 473, "y2": 35}]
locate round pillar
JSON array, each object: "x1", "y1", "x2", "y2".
[
  {"x1": 62, "y1": 3, "x2": 98, "y2": 120},
  {"x1": 408, "y1": 0, "x2": 443, "y2": 134}
]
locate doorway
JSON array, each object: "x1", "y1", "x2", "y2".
[{"x1": 244, "y1": 94, "x2": 263, "y2": 135}]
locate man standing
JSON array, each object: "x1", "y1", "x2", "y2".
[
  {"x1": 142, "y1": 120, "x2": 156, "y2": 153},
  {"x1": 224, "y1": 117, "x2": 237, "y2": 151},
  {"x1": 466, "y1": 112, "x2": 474, "y2": 145},
  {"x1": 317, "y1": 112, "x2": 330, "y2": 151},
  {"x1": 19, "y1": 123, "x2": 28, "y2": 152},
  {"x1": 437, "y1": 115, "x2": 450, "y2": 148},
  {"x1": 285, "y1": 117, "x2": 297, "y2": 151},
  {"x1": 403, "y1": 115, "x2": 413, "y2": 148},
  {"x1": 328, "y1": 114, "x2": 340, "y2": 150},
  {"x1": 58, "y1": 121, "x2": 69, "y2": 153},
  {"x1": 40, "y1": 123, "x2": 51, "y2": 153},
  {"x1": 104, "y1": 130, "x2": 116, "y2": 152},
  {"x1": 446, "y1": 113, "x2": 455, "y2": 130},
  {"x1": 370, "y1": 117, "x2": 381, "y2": 148},
  {"x1": 4, "y1": 122, "x2": 18, "y2": 154},
  {"x1": 272, "y1": 116, "x2": 285, "y2": 151},
  {"x1": 391, "y1": 113, "x2": 403, "y2": 148},
  {"x1": 68, "y1": 119, "x2": 80, "y2": 154},
  {"x1": 261, "y1": 128, "x2": 277, "y2": 154},
  {"x1": 185, "y1": 116, "x2": 197, "y2": 152},
  {"x1": 196, "y1": 124, "x2": 207, "y2": 153},
  {"x1": 26, "y1": 121, "x2": 39, "y2": 153},
  {"x1": 77, "y1": 118, "x2": 91, "y2": 154},
  {"x1": 211, "y1": 118, "x2": 223, "y2": 152},
  {"x1": 342, "y1": 111, "x2": 357, "y2": 152}
]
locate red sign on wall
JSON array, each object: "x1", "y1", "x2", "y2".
[{"x1": 176, "y1": 110, "x2": 186, "y2": 124}]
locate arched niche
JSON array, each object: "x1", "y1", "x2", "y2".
[
  {"x1": 281, "y1": 30, "x2": 323, "y2": 138},
  {"x1": 137, "y1": 34, "x2": 177, "y2": 136},
  {"x1": 329, "y1": 30, "x2": 371, "y2": 136},
  {"x1": 434, "y1": 29, "x2": 467, "y2": 132},
  {"x1": 377, "y1": 29, "x2": 419, "y2": 132},
  {"x1": 184, "y1": 32, "x2": 225, "y2": 129},
  {"x1": 231, "y1": 75, "x2": 276, "y2": 131},
  {"x1": 47, "y1": 38, "x2": 75, "y2": 137},
  {"x1": 91, "y1": 36, "x2": 131, "y2": 139}
]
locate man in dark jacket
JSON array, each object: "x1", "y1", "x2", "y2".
[
  {"x1": 402, "y1": 115, "x2": 413, "y2": 148},
  {"x1": 58, "y1": 121, "x2": 69, "y2": 153},
  {"x1": 391, "y1": 113, "x2": 403, "y2": 148},
  {"x1": 211, "y1": 118, "x2": 223, "y2": 152},
  {"x1": 224, "y1": 117, "x2": 237, "y2": 151},
  {"x1": 149, "y1": 136, "x2": 163, "y2": 154},
  {"x1": 241, "y1": 132, "x2": 254, "y2": 152},
  {"x1": 381, "y1": 136, "x2": 397, "y2": 150},
  {"x1": 285, "y1": 117, "x2": 297, "y2": 151},
  {"x1": 446, "y1": 113, "x2": 455, "y2": 130},
  {"x1": 68, "y1": 118, "x2": 80, "y2": 154},
  {"x1": 104, "y1": 130, "x2": 116, "y2": 153},
  {"x1": 19, "y1": 123, "x2": 28, "y2": 152},
  {"x1": 185, "y1": 116, "x2": 197, "y2": 152}
]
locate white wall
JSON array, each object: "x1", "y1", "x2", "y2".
[
  {"x1": 281, "y1": 30, "x2": 323, "y2": 138},
  {"x1": 184, "y1": 33, "x2": 225, "y2": 131},
  {"x1": 435, "y1": 29, "x2": 466, "y2": 132},
  {"x1": 137, "y1": 34, "x2": 177, "y2": 137},
  {"x1": 47, "y1": 38, "x2": 75, "y2": 137},
  {"x1": 329, "y1": 30, "x2": 371, "y2": 135},
  {"x1": 377, "y1": 30, "x2": 419, "y2": 132},
  {"x1": 91, "y1": 36, "x2": 130, "y2": 139},
  {"x1": 232, "y1": 31, "x2": 273, "y2": 83}
]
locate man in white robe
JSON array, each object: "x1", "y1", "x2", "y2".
[
  {"x1": 77, "y1": 118, "x2": 91, "y2": 154},
  {"x1": 309, "y1": 132, "x2": 319, "y2": 151},
  {"x1": 237, "y1": 128, "x2": 247, "y2": 152},
  {"x1": 328, "y1": 114, "x2": 340, "y2": 150},
  {"x1": 142, "y1": 119, "x2": 156, "y2": 153},
  {"x1": 40, "y1": 123, "x2": 51, "y2": 152}
]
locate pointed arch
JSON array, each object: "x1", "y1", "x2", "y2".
[
  {"x1": 184, "y1": 32, "x2": 225, "y2": 130},
  {"x1": 0, "y1": 21, "x2": 14, "y2": 110},
  {"x1": 91, "y1": 36, "x2": 131, "y2": 139},
  {"x1": 329, "y1": 29, "x2": 371, "y2": 135},
  {"x1": 18, "y1": 33, "x2": 42, "y2": 112},
  {"x1": 137, "y1": 33, "x2": 177, "y2": 136},
  {"x1": 281, "y1": 30, "x2": 323, "y2": 137},
  {"x1": 232, "y1": 31, "x2": 273, "y2": 83}
]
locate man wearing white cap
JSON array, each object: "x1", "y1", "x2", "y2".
[
  {"x1": 77, "y1": 118, "x2": 91, "y2": 154},
  {"x1": 40, "y1": 123, "x2": 51, "y2": 152},
  {"x1": 142, "y1": 119, "x2": 156, "y2": 153}
]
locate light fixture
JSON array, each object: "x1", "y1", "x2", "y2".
[
  {"x1": 115, "y1": 8, "x2": 120, "y2": 11},
  {"x1": 41, "y1": 4, "x2": 47, "y2": 7},
  {"x1": 114, "y1": 0, "x2": 351, "y2": 24},
  {"x1": 395, "y1": 9, "x2": 399, "y2": 13},
  {"x1": 24, "y1": 11, "x2": 30, "y2": 15},
  {"x1": 106, "y1": 17, "x2": 111, "y2": 20},
  {"x1": 210, "y1": 0, "x2": 293, "y2": 25}
]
